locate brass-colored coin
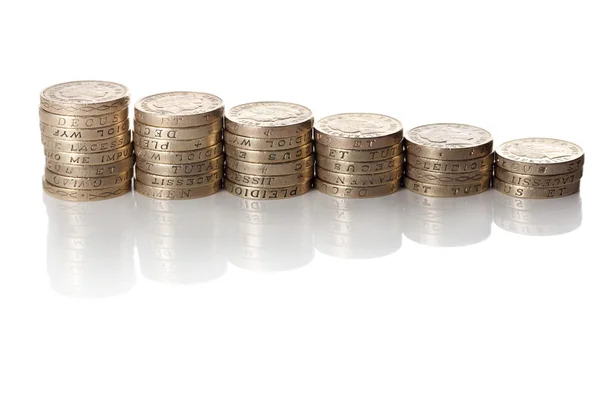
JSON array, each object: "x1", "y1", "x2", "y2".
[
  {"x1": 44, "y1": 143, "x2": 133, "y2": 165},
  {"x1": 135, "y1": 168, "x2": 223, "y2": 188},
  {"x1": 316, "y1": 154, "x2": 402, "y2": 174},
  {"x1": 224, "y1": 179, "x2": 311, "y2": 199},
  {"x1": 41, "y1": 132, "x2": 131, "y2": 153},
  {"x1": 225, "y1": 101, "x2": 313, "y2": 138},
  {"x1": 495, "y1": 167, "x2": 583, "y2": 188},
  {"x1": 314, "y1": 113, "x2": 403, "y2": 150},
  {"x1": 314, "y1": 179, "x2": 400, "y2": 198},
  {"x1": 43, "y1": 178, "x2": 131, "y2": 202},
  {"x1": 135, "y1": 142, "x2": 223, "y2": 164},
  {"x1": 134, "y1": 120, "x2": 222, "y2": 140},
  {"x1": 136, "y1": 154, "x2": 224, "y2": 177},
  {"x1": 406, "y1": 153, "x2": 494, "y2": 173},
  {"x1": 39, "y1": 107, "x2": 128, "y2": 129},
  {"x1": 405, "y1": 165, "x2": 492, "y2": 185},
  {"x1": 495, "y1": 138, "x2": 585, "y2": 175},
  {"x1": 403, "y1": 176, "x2": 490, "y2": 197},
  {"x1": 226, "y1": 155, "x2": 314, "y2": 175},
  {"x1": 135, "y1": 180, "x2": 221, "y2": 199},
  {"x1": 133, "y1": 131, "x2": 221, "y2": 151},
  {"x1": 134, "y1": 92, "x2": 224, "y2": 127},
  {"x1": 225, "y1": 142, "x2": 313, "y2": 163},
  {"x1": 45, "y1": 169, "x2": 132, "y2": 189},
  {"x1": 224, "y1": 129, "x2": 312, "y2": 150},
  {"x1": 316, "y1": 143, "x2": 401, "y2": 162},
  {"x1": 225, "y1": 167, "x2": 313, "y2": 188},
  {"x1": 493, "y1": 178, "x2": 580, "y2": 199},
  {"x1": 317, "y1": 166, "x2": 402, "y2": 187},
  {"x1": 40, "y1": 81, "x2": 129, "y2": 116},
  {"x1": 405, "y1": 123, "x2": 493, "y2": 160},
  {"x1": 45, "y1": 156, "x2": 134, "y2": 178},
  {"x1": 40, "y1": 119, "x2": 130, "y2": 141}
]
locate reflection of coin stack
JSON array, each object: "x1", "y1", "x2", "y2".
[
  {"x1": 44, "y1": 194, "x2": 135, "y2": 298},
  {"x1": 135, "y1": 195, "x2": 227, "y2": 283},
  {"x1": 40, "y1": 81, "x2": 133, "y2": 201},
  {"x1": 494, "y1": 138, "x2": 584, "y2": 199},
  {"x1": 314, "y1": 113, "x2": 403, "y2": 198},
  {"x1": 403, "y1": 123, "x2": 493, "y2": 197},
  {"x1": 133, "y1": 92, "x2": 225, "y2": 200},
  {"x1": 223, "y1": 102, "x2": 314, "y2": 200}
]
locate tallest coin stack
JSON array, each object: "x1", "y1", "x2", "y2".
[{"x1": 40, "y1": 81, "x2": 134, "y2": 201}]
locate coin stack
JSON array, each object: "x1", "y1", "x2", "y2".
[
  {"x1": 133, "y1": 92, "x2": 225, "y2": 200},
  {"x1": 403, "y1": 123, "x2": 493, "y2": 197},
  {"x1": 314, "y1": 113, "x2": 403, "y2": 198},
  {"x1": 40, "y1": 81, "x2": 133, "y2": 201},
  {"x1": 494, "y1": 138, "x2": 584, "y2": 199},
  {"x1": 223, "y1": 101, "x2": 314, "y2": 200}
]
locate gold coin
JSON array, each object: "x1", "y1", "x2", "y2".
[
  {"x1": 45, "y1": 156, "x2": 134, "y2": 178},
  {"x1": 316, "y1": 154, "x2": 402, "y2": 174},
  {"x1": 314, "y1": 113, "x2": 403, "y2": 150},
  {"x1": 405, "y1": 165, "x2": 492, "y2": 185},
  {"x1": 403, "y1": 176, "x2": 490, "y2": 197},
  {"x1": 45, "y1": 169, "x2": 132, "y2": 189},
  {"x1": 317, "y1": 166, "x2": 402, "y2": 187},
  {"x1": 493, "y1": 178, "x2": 580, "y2": 199},
  {"x1": 495, "y1": 138, "x2": 584, "y2": 175},
  {"x1": 40, "y1": 80, "x2": 129, "y2": 116},
  {"x1": 405, "y1": 123, "x2": 493, "y2": 160},
  {"x1": 136, "y1": 154, "x2": 224, "y2": 177},
  {"x1": 225, "y1": 167, "x2": 313, "y2": 188},
  {"x1": 225, "y1": 101, "x2": 313, "y2": 138},
  {"x1": 495, "y1": 167, "x2": 583, "y2": 188},
  {"x1": 225, "y1": 142, "x2": 312, "y2": 163},
  {"x1": 135, "y1": 168, "x2": 223, "y2": 188},
  {"x1": 44, "y1": 143, "x2": 133, "y2": 165},
  {"x1": 224, "y1": 129, "x2": 312, "y2": 150},
  {"x1": 134, "y1": 120, "x2": 222, "y2": 140},
  {"x1": 135, "y1": 142, "x2": 223, "y2": 164},
  {"x1": 133, "y1": 131, "x2": 221, "y2": 152},
  {"x1": 135, "y1": 179, "x2": 221, "y2": 200},
  {"x1": 226, "y1": 155, "x2": 314, "y2": 175},
  {"x1": 41, "y1": 132, "x2": 131, "y2": 153},
  {"x1": 43, "y1": 178, "x2": 131, "y2": 202},
  {"x1": 224, "y1": 179, "x2": 311, "y2": 199},
  {"x1": 316, "y1": 143, "x2": 401, "y2": 162},
  {"x1": 405, "y1": 153, "x2": 494, "y2": 173},
  {"x1": 134, "y1": 92, "x2": 224, "y2": 127},
  {"x1": 40, "y1": 119, "x2": 130, "y2": 141},
  {"x1": 314, "y1": 179, "x2": 400, "y2": 198},
  {"x1": 39, "y1": 107, "x2": 128, "y2": 129}
]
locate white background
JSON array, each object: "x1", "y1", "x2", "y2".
[{"x1": 1, "y1": 1, "x2": 599, "y2": 399}]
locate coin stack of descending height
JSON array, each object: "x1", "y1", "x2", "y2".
[
  {"x1": 40, "y1": 81, "x2": 133, "y2": 201},
  {"x1": 403, "y1": 123, "x2": 494, "y2": 197},
  {"x1": 223, "y1": 102, "x2": 314, "y2": 200},
  {"x1": 314, "y1": 113, "x2": 403, "y2": 198},
  {"x1": 133, "y1": 92, "x2": 225, "y2": 200},
  {"x1": 494, "y1": 138, "x2": 584, "y2": 199}
]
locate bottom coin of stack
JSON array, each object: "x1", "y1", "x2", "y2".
[{"x1": 494, "y1": 138, "x2": 584, "y2": 199}]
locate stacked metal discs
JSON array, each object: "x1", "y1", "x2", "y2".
[
  {"x1": 404, "y1": 123, "x2": 493, "y2": 197},
  {"x1": 314, "y1": 113, "x2": 403, "y2": 198},
  {"x1": 494, "y1": 138, "x2": 584, "y2": 199},
  {"x1": 133, "y1": 92, "x2": 224, "y2": 200},
  {"x1": 223, "y1": 101, "x2": 314, "y2": 200},
  {"x1": 40, "y1": 81, "x2": 133, "y2": 201}
]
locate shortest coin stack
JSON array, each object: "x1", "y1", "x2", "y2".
[
  {"x1": 40, "y1": 80, "x2": 133, "y2": 201},
  {"x1": 494, "y1": 138, "x2": 584, "y2": 199},
  {"x1": 403, "y1": 123, "x2": 494, "y2": 197},
  {"x1": 134, "y1": 92, "x2": 225, "y2": 200},
  {"x1": 314, "y1": 113, "x2": 403, "y2": 198}
]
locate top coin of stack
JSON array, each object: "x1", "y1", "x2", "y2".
[
  {"x1": 313, "y1": 113, "x2": 404, "y2": 198},
  {"x1": 223, "y1": 101, "x2": 314, "y2": 200},
  {"x1": 403, "y1": 123, "x2": 493, "y2": 197},
  {"x1": 133, "y1": 92, "x2": 225, "y2": 200},
  {"x1": 494, "y1": 138, "x2": 584, "y2": 199},
  {"x1": 40, "y1": 80, "x2": 133, "y2": 201}
]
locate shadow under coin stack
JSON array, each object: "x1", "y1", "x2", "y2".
[
  {"x1": 133, "y1": 92, "x2": 225, "y2": 200},
  {"x1": 40, "y1": 81, "x2": 133, "y2": 201},
  {"x1": 224, "y1": 101, "x2": 314, "y2": 200},
  {"x1": 404, "y1": 123, "x2": 493, "y2": 197},
  {"x1": 494, "y1": 138, "x2": 584, "y2": 199},
  {"x1": 314, "y1": 113, "x2": 403, "y2": 198}
]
